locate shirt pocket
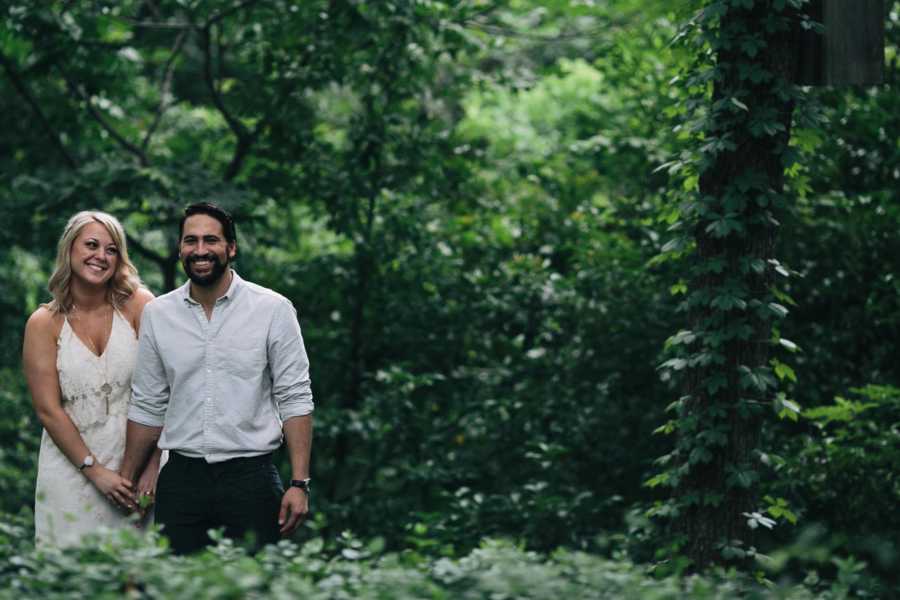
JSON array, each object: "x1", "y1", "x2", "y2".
[{"x1": 219, "y1": 340, "x2": 267, "y2": 379}]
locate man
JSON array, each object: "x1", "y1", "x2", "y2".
[{"x1": 120, "y1": 202, "x2": 313, "y2": 554}]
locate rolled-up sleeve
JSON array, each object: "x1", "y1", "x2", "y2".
[
  {"x1": 129, "y1": 306, "x2": 170, "y2": 427},
  {"x1": 268, "y1": 298, "x2": 314, "y2": 421}
]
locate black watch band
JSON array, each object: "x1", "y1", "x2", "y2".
[{"x1": 290, "y1": 478, "x2": 311, "y2": 494}]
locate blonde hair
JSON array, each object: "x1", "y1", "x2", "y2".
[{"x1": 46, "y1": 211, "x2": 142, "y2": 314}]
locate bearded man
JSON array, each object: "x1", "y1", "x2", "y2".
[{"x1": 120, "y1": 202, "x2": 314, "y2": 554}]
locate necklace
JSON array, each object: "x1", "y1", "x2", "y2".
[{"x1": 69, "y1": 304, "x2": 114, "y2": 414}]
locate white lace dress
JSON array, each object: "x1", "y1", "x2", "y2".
[{"x1": 34, "y1": 309, "x2": 138, "y2": 546}]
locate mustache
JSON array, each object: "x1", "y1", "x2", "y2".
[{"x1": 187, "y1": 254, "x2": 220, "y2": 263}]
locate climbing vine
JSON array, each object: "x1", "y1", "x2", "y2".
[{"x1": 648, "y1": 0, "x2": 823, "y2": 568}]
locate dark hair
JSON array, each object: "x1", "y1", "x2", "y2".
[{"x1": 180, "y1": 202, "x2": 237, "y2": 244}]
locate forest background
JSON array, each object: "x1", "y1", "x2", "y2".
[{"x1": 0, "y1": 1, "x2": 898, "y2": 597}]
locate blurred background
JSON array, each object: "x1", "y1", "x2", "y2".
[{"x1": 0, "y1": 0, "x2": 898, "y2": 589}]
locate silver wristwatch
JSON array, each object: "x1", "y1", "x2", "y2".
[
  {"x1": 289, "y1": 478, "x2": 311, "y2": 494},
  {"x1": 78, "y1": 454, "x2": 96, "y2": 471}
]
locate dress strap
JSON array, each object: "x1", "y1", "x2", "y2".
[
  {"x1": 57, "y1": 313, "x2": 72, "y2": 345},
  {"x1": 113, "y1": 307, "x2": 140, "y2": 339}
]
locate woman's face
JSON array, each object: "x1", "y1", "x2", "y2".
[{"x1": 69, "y1": 222, "x2": 120, "y2": 288}]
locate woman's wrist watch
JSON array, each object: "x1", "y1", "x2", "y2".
[
  {"x1": 78, "y1": 454, "x2": 96, "y2": 471},
  {"x1": 290, "y1": 478, "x2": 311, "y2": 494}
]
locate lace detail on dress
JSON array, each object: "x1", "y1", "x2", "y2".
[
  {"x1": 35, "y1": 309, "x2": 139, "y2": 547},
  {"x1": 56, "y1": 311, "x2": 136, "y2": 431}
]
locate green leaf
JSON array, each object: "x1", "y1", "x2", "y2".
[
  {"x1": 644, "y1": 473, "x2": 670, "y2": 488},
  {"x1": 689, "y1": 446, "x2": 713, "y2": 465},
  {"x1": 665, "y1": 329, "x2": 696, "y2": 349},
  {"x1": 768, "y1": 302, "x2": 789, "y2": 318},
  {"x1": 777, "y1": 338, "x2": 799, "y2": 352},
  {"x1": 670, "y1": 280, "x2": 688, "y2": 296},
  {"x1": 774, "y1": 392, "x2": 801, "y2": 421},
  {"x1": 730, "y1": 97, "x2": 749, "y2": 111},
  {"x1": 653, "y1": 420, "x2": 677, "y2": 435},
  {"x1": 771, "y1": 358, "x2": 797, "y2": 383},
  {"x1": 728, "y1": 469, "x2": 758, "y2": 489},
  {"x1": 659, "y1": 358, "x2": 688, "y2": 371},
  {"x1": 706, "y1": 372, "x2": 728, "y2": 394}
]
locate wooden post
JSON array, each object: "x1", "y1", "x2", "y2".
[{"x1": 795, "y1": 0, "x2": 885, "y2": 86}]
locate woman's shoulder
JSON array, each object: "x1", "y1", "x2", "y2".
[
  {"x1": 25, "y1": 306, "x2": 64, "y2": 340},
  {"x1": 130, "y1": 286, "x2": 156, "y2": 308},
  {"x1": 121, "y1": 287, "x2": 156, "y2": 331}
]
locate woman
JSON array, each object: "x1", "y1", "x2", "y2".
[{"x1": 22, "y1": 210, "x2": 158, "y2": 546}]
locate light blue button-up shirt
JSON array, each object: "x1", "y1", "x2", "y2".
[{"x1": 129, "y1": 271, "x2": 313, "y2": 463}]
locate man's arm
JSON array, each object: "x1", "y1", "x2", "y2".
[
  {"x1": 123, "y1": 305, "x2": 169, "y2": 481},
  {"x1": 279, "y1": 414, "x2": 313, "y2": 535},
  {"x1": 268, "y1": 298, "x2": 314, "y2": 536},
  {"x1": 120, "y1": 421, "x2": 162, "y2": 482}
]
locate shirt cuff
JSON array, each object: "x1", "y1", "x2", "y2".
[
  {"x1": 128, "y1": 404, "x2": 166, "y2": 428},
  {"x1": 278, "y1": 396, "x2": 314, "y2": 422}
]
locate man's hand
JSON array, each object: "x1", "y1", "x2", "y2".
[
  {"x1": 278, "y1": 487, "x2": 308, "y2": 536},
  {"x1": 133, "y1": 463, "x2": 160, "y2": 517}
]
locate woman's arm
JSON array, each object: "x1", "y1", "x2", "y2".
[{"x1": 23, "y1": 308, "x2": 135, "y2": 509}]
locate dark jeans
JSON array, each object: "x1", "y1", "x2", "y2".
[{"x1": 155, "y1": 451, "x2": 283, "y2": 555}]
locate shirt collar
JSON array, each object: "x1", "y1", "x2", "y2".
[{"x1": 181, "y1": 269, "x2": 243, "y2": 306}]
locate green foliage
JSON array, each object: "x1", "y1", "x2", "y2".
[
  {"x1": 0, "y1": 370, "x2": 38, "y2": 517},
  {"x1": 0, "y1": 0, "x2": 684, "y2": 555},
  {"x1": 768, "y1": 385, "x2": 900, "y2": 585},
  {"x1": 1, "y1": 0, "x2": 899, "y2": 590},
  {"x1": 647, "y1": 0, "x2": 830, "y2": 566},
  {"x1": 0, "y1": 518, "x2": 889, "y2": 599}
]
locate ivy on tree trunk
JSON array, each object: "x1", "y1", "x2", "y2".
[{"x1": 651, "y1": 0, "x2": 808, "y2": 569}]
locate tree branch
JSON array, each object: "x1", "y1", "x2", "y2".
[
  {"x1": 464, "y1": 22, "x2": 617, "y2": 43},
  {"x1": 60, "y1": 71, "x2": 150, "y2": 167},
  {"x1": 205, "y1": 0, "x2": 264, "y2": 28},
  {"x1": 111, "y1": 16, "x2": 191, "y2": 30},
  {"x1": 197, "y1": 23, "x2": 262, "y2": 180},
  {"x1": 463, "y1": 2, "x2": 504, "y2": 21},
  {"x1": 200, "y1": 24, "x2": 249, "y2": 141},
  {"x1": 0, "y1": 52, "x2": 79, "y2": 169},
  {"x1": 223, "y1": 121, "x2": 265, "y2": 181},
  {"x1": 142, "y1": 30, "x2": 187, "y2": 152},
  {"x1": 125, "y1": 230, "x2": 167, "y2": 267},
  {"x1": 142, "y1": 0, "x2": 164, "y2": 20}
]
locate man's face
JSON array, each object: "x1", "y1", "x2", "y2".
[{"x1": 179, "y1": 214, "x2": 236, "y2": 287}]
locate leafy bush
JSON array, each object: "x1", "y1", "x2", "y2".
[
  {"x1": 766, "y1": 385, "x2": 900, "y2": 589},
  {"x1": 775, "y1": 385, "x2": 900, "y2": 533},
  {"x1": 0, "y1": 370, "x2": 40, "y2": 517},
  {"x1": 0, "y1": 517, "x2": 885, "y2": 600}
]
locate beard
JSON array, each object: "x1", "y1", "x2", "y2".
[{"x1": 182, "y1": 252, "x2": 229, "y2": 287}]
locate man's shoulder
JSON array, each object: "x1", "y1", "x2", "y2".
[
  {"x1": 143, "y1": 287, "x2": 185, "y2": 314},
  {"x1": 240, "y1": 279, "x2": 293, "y2": 308}
]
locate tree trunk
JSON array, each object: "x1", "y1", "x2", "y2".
[{"x1": 676, "y1": 2, "x2": 800, "y2": 568}]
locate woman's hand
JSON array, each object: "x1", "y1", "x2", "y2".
[{"x1": 85, "y1": 465, "x2": 135, "y2": 511}]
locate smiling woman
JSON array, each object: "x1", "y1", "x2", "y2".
[{"x1": 21, "y1": 211, "x2": 158, "y2": 547}]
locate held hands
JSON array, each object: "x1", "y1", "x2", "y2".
[
  {"x1": 278, "y1": 487, "x2": 308, "y2": 536},
  {"x1": 133, "y1": 464, "x2": 159, "y2": 517},
  {"x1": 85, "y1": 465, "x2": 136, "y2": 511}
]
